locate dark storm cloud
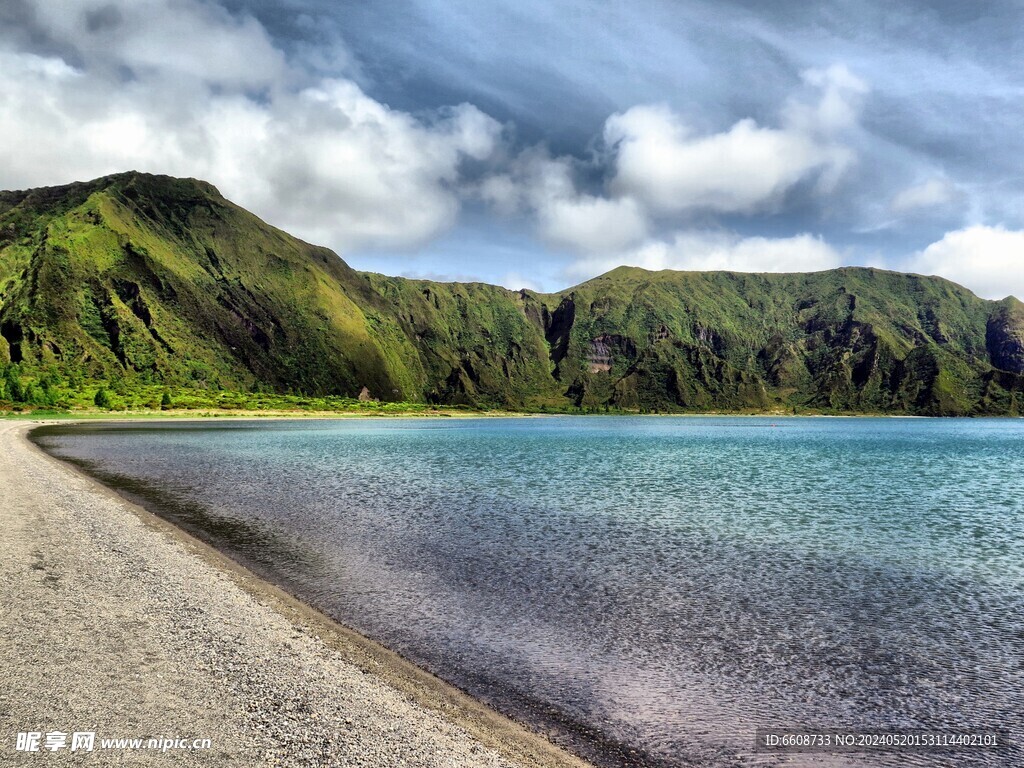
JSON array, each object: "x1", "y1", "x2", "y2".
[
  {"x1": 0, "y1": 0, "x2": 84, "y2": 66},
  {"x1": 221, "y1": 0, "x2": 1024, "y2": 263},
  {"x1": 225, "y1": 0, "x2": 1022, "y2": 158}
]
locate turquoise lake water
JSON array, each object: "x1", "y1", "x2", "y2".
[{"x1": 34, "y1": 417, "x2": 1024, "y2": 767}]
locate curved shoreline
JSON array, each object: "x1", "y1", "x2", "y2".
[{"x1": 3, "y1": 419, "x2": 594, "y2": 768}]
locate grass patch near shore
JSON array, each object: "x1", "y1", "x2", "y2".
[
  {"x1": 0, "y1": 377, "x2": 508, "y2": 418},
  {"x1": 0, "y1": 366, "x2": 974, "y2": 420}
]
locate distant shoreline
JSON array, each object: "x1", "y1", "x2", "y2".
[{"x1": 5, "y1": 408, "x2": 1016, "y2": 421}]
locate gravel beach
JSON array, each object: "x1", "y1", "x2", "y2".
[{"x1": 0, "y1": 421, "x2": 592, "y2": 768}]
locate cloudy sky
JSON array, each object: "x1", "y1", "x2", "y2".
[{"x1": 2, "y1": 0, "x2": 1022, "y2": 297}]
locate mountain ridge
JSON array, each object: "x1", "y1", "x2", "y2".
[{"x1": 2, "y1": 171, "x2": 1022, "y2": 415}]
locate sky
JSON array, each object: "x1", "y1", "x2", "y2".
[{"x1": 1, "y1": 0, "x2": 1022, "y2": 297}]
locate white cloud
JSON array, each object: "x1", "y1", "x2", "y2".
[
  {"x1": 538, "y1": 194, "x2": 648, "y2": 254},
  {"x1": 0, "y1": 0, "x2": 502, "y2": 251},
  {"x1": 478, "y1": 174, "x2": 523, "y2": 216},
  {"x1": 604, "y1": 65, "x2": 865, "y2": 215},
  {"x1": 480, "y1": 152, "x2": 649, "y2": 253},
  {"x1": 246, "y1": 87, "x2": 502, "y2": 249},
  {"x1": 496, "y1": 272, "x2": 544, "y2": 292},
  {"x1": 910, "y1": 225, "x2": 1024, "y2": 299},
  {"x1": 567, "y1": 231, "x2": 842, "y2": 280},
  {"x1": 478, "y1": 64, "x2": 866, "y2": 258},
  {"x1": 398, "y1": 269, "x2": 485, "y2": 284},
  {"x1": 29, "y1": 0, "x2": 288, "y2": 88},
  {"x1": 890, "y1": 177, "x2": 957, "y2": 213},
  {"x1": 605, "y1": 109, "x2": 839, "y2": 214},
  {"x1": 784, "y1": 64, "x2": 869, "y2": 136}
]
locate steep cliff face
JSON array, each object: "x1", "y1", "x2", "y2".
[
  {"x1": 518, "y1": 266, "x2": 1021, "y2": 414},
  {"x1": 2, "y1": 172, "x2": 1024, "y2": 414},
  {"x1": 358, "y1": 275, "x2": 559, "y2": 406},
  {"x1": 986, "y1": 299, "x2": 1024, "y2": 373}
]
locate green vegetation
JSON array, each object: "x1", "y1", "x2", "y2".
[
  {"x1": 0, "y1": 369, "x2": 490, "y2": 418},
  {"x1": 93, "y1": 387, "x2": 111, "y2": 409},
  {"x1": 2, "y1": 171, "x2": 1023, "y2": 416}
]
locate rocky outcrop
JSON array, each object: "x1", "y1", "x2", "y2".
[{"x1": 987, "y1": 300, "x2": 1024, "y2": 373}]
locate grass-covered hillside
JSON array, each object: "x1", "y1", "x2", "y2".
[
  {"x1": 2, "y1": 172, "x2": 1022, "y2": 415},
  {"x1": 542, "y1": 266, "x2": 1024, "y2": 415}
]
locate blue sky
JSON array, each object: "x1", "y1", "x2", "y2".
[{"x1": 1, "y1": 0, "x2": 1022, "y2": 296}]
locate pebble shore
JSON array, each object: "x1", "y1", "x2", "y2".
[{"x1": 0, "y1": 421, "x2": 592, "y2": 768}]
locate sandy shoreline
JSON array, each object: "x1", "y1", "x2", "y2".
[{"x1": 0, "y1": 421, "x2": 592, "y2": 767}]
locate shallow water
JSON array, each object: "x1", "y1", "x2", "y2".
[{"x1": 34, "y1": 417, "x2": 1024, "y2": 767}]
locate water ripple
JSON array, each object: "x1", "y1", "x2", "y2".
[{"x1": 34, "y1": 416, "x2": 1024, "y2": 767}]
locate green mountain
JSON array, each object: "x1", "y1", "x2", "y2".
[{"x1": 2, "y1": 172, "x2": 1023, "y2": 415}]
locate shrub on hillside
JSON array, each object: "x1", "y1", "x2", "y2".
[{"x1": 94, "y1": 388, "x2": 112, "y2": 409}]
